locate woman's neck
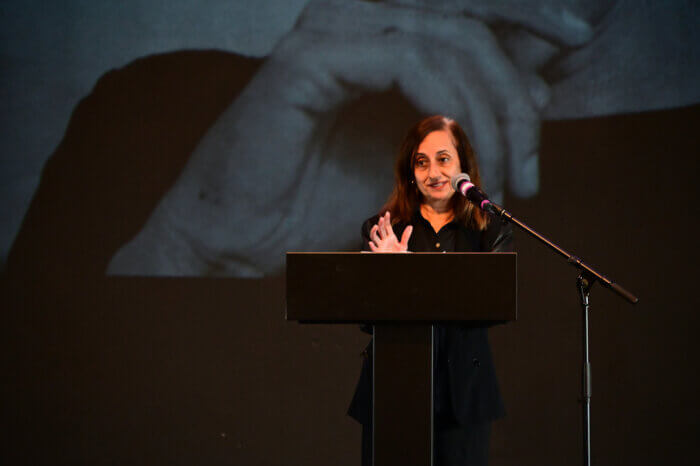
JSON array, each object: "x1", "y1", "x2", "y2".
[{"x1": 420, "y1": 203, "x2": 454, "y2": 232}]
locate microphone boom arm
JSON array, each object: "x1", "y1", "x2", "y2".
[{"x1": 489, "y1": 202, "x2": 639, "y2": 305}]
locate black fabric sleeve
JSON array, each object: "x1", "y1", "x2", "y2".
[
  {"x1": 481, "y1": 215, "x2": 515, "y2": 252},
  {"x1": 478, "y1": 216, "x2": 515, "y2": 327}
]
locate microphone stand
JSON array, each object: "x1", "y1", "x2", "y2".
[{"x1": 487, "y1": 201, "x2": 638, "y2": 466}]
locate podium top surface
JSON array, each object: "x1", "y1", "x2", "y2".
[{"x1": 285, "y1": 252, "x2": 517, "y2": 323}]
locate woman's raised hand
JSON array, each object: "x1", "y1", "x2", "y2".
[{"x1": 368, "y1": 212, "x2": 413, "y2": 253}]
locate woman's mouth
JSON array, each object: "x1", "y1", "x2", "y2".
[{"x1": 428, "y1": 180, "x2": 448, "y2": 190}]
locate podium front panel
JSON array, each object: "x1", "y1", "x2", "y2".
[{"x1": 286, "y1": 252, "x2": 516, "y2": 323}]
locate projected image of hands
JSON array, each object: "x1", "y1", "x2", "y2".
[{"x1": 105, "y1": 0, "x2": 698, "y2": 277}]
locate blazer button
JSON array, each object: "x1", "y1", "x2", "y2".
[
  {"x1": 435, "y1": 242, "x2": 441, "y2": 248},
  {"x1": 472, "y1": 358, "x2": 480, "y2": 367}
]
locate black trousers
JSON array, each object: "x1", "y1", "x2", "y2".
[{"x1": 361, "y1": 419, "x2": 491, "y2": 466}]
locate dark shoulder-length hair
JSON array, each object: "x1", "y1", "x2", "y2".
[{"x1": 381, "y1": 115, "x2": 489, "y2": 230}]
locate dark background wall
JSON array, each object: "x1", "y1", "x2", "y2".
[
  {"x1": 2, "y1": 1, "x2": 699, "y2": 465},
  {"x1": 4, "y1": 102, "x2": 699, "y2": 466}
]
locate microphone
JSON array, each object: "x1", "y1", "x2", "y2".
[{"x1": 451, "y1": 173, "x2": 495, "y2": 213}]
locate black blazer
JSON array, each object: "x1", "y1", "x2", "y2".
[{"x1": 348, "y1": 212, "x2": 513, "y2": 426}]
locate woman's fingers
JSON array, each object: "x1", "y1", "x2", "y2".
[
  {"x1": 381, "y1": 211, "x2": 394, "y2": 239},
  {"x1": 294, "y1": 1, "x2": 542, "y2": 200},
  {"x1": 369, "y1": 212, "x2": 410, "y2": 252},
  {"x1": 370, "y1": 224, "x2": 382, "y2": 244},
  {"x1": 381, "y1": 0, "x2": 593, "y2": 48},
  {"x1": 377, "y1": 216, "x2": 386, "y2": 240}
]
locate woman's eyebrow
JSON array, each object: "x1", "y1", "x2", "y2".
[{"x1": 416, "y1": 150, "x2": 451, "y2": 157}]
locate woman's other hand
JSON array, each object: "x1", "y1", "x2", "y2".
[{"x1": 109, "y1": 0, "x2": 567, "y2": 276}]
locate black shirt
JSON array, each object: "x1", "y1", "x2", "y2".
[
  {"x1": 409, "y1": 210, "x2": 460, "y2": 252},
  {"x1": 361, "y1": 209, "x2": 513, "y2": 255},
  {"x1": 353, "y1": 209, "x2": 514, "y2": 424}
]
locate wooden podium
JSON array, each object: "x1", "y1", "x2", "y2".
[{"x1": 286, "y1": 252, "x2": 517, "y2": 466}]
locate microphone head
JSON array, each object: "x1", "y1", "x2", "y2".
[{"x1": 450, "y1": 173, "x2": 471, "y2": 191}]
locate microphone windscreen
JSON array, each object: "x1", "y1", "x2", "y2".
[{"x1": 450, "y1": 173, "x2": 471, "y2": 191}]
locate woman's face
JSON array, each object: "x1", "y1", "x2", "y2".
[{"x1": 413, "y1": 130, "x2": 462, "y2": 208}]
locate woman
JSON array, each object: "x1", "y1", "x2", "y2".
[{"x1": 348, "y1": 115, "x2": 513, "y2": 466}]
